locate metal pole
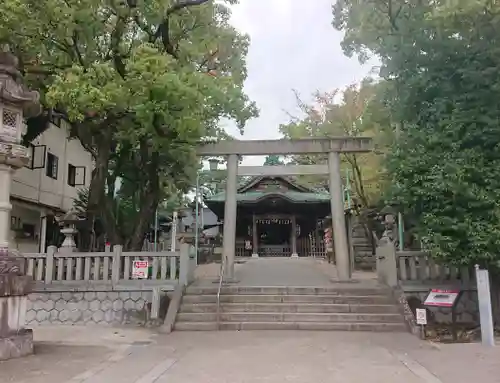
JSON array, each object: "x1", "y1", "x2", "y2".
[
  {"x1": 169, "y1": 210, "x2": 178, "y2": 279},
  {"x1": 201, "y1": 193, "x2": 205, "y2": 237},
  {"x1": 170, "y1": 211, "x2": 177, "y2": 252},
  {"x1": 195, "y1": 171, "x2": 199, "y2": 262},
  {"x1": 398, "y1": 212, "x2": 404, "y2": 251},
  {"x1": 154, "y1": 208, "x2": 158, "y2": 252}
]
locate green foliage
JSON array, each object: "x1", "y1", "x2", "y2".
[
  {"x1": 263, "y1": 155, "x2": 284, "y2": 166},
  {"x1": 279, "y1": 82, "x2": 392, "y2": 207},
  {"x1": 1, "y1": 0, "x2": 258, "y2": 249},
  {"x1": 333, "y1": 0, "x2": 500, "y2": 266}
]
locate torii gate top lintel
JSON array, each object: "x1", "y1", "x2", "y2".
[{"x1": 196, "y1": 137, "x2": 373, "y2": 156}]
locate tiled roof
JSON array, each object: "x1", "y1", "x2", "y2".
[{"x1": 206, "y1": 190, "x2": 330, "y2": 203}]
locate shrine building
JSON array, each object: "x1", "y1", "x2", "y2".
[{"x1": 204, "y1": 175, "x2": 330, "y2": 258}]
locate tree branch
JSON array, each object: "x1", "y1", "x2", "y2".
[
  {"x1": 166, "y1": 0, "x2": 210, "y2": 16},
  {"x1": 153, "y1": 0, "x2": 209, "y2": 57},
  {"x1": 71, "y1": 30, "x2": 86, "y2": 68}
]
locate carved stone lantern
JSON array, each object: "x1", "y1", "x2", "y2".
[
  {"x1": 0, "y1": 46, "x2": 41, "y2": 360},
  {"x1": 380, "y1": 205, "x2": 397, "y2": 243},
  {"x1": 55, "y1": 210, "x2": 82, "y2": 254}
]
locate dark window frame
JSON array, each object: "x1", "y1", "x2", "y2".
[
  {"x1": 67, "y1": 164, "x2": 86, "y2": 187},
  {"x1": 24, "y1": 144, "x2": 46, "y2": 170},
  {"x1": 46, "y1": 152, "x2": 58, "y2": 179}
]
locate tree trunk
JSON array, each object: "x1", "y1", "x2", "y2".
[
  {"x1": 86, "y1": 131, "x2": 121, "y2": 246},
  {"x1": 126, "y1": 150, "x2": 161, "y2": 251}
]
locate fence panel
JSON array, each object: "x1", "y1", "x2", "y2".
[
  {"x1": 395, "y1": 250, "x2": 474, "y2": 286},
  {"x1": 23, "y1": 246, "x2": 184, "y2": 284}
]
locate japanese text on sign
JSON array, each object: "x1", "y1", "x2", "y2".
[
  {"x1": 132, "y1": 260, "x2": 149, "y2": 279},
  {"x1": 416, "y1": 308, "x2": 427, "y2": 325},
  {"x1": 424, "y1": 289, "x2": 459, "y2": 307}
]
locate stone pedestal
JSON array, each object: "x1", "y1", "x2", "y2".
[{"x1": 0, "y1": 253, "x2": 33, "y2": 360}]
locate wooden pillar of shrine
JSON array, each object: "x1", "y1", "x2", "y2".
[
  {"x1": 252, "y1": 213, "x2": 258, "y2": 258},
  {"x1": 290, "y1": 215, "x2": 298, "y2": 258}
]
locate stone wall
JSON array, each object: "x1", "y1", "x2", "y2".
[{"x1": 26, "y1": 290, "x2": 160, "y2": 326}]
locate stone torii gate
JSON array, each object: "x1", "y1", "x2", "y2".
[{"x1": 197, "y1": 137, "x2": 373, "y2": 282}]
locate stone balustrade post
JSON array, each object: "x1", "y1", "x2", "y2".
[
  {"x1": 44, "y1": 246, "x2": 57, "y2": 284},
  {"x1": 179, "y1": 243, "x2": 190, "y2": 286},
  {"x1": 111, "y1": 245, "x2": 122, "y2": 283}
]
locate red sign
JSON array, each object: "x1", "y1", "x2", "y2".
[
  {"x1": 132, "y1": 260, "x2": 149, "y2": 279},
  {"x1": 424, "y1": 289, "x2": 460, "y2": 307}
]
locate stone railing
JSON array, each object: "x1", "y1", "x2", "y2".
[
  {"x1": 376, "y1": 240, "x2": 474, "y2": 289},
  {"x1": 396, "y1": 250, "x2": 474, "y2": 288},
  {"x1": 23, "y1": 243, "x2": 194, "y2": 287}
]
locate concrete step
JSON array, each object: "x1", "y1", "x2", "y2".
[
  {"x1": 180, "y1": 302, "x2": 400, "y2": 314},
  {"x1": 174, "y1": 321, "x2": 407, "y2": 332},
  {"x1": 177, "y1": 312, "x2": 403, "y2": 323},
  {"x1": 185, "y1": 286, "x2": 389, "y2": 296},
  {"x1": 182, "y1": 294, "x2": 393, "y2": 305}
]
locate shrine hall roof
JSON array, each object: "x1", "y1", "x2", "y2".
[
  {"x1": 205, "y1": 190, "x2": 330, "y2": 204},
  {"x1": 205, "y1": 175, "x2": 330, "y2": 204}
]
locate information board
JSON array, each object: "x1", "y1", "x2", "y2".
[
  {"x1": 416, "y1": 308, "x2": 427, "y2": 325},
  {"x1": 132, "y1": 260, "x2": 149, "y2": 279},
  {"x1": 424, "y1": 289, "x2": 460, "y2": 308}
]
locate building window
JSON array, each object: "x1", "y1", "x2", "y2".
[
  {"x1": 21, "y1": 223, "x2": 36, "y2": 240},
  {"x1": 46, "y1": 152, "x2": 58, "y2": 179},
  {"x1": 24, "y1": 144, "x2": 46, "y2": 170},
  {"x1": 68, "y1": 164, "x2": 76, "y2": 186},
  {"x1": 67, "y1": 164, "x2": 86, "y2": 187}
]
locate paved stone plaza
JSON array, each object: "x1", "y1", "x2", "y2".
[
  {"x1": 1, "y1": 326, "x2": 500, "y2": 382},
  {"x1": 193, "y1": 257, "x2": 379, "y2": 286}
]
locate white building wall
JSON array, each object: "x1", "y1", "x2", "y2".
[
  {"x1": 12, "y1": 119, "x2": 93, "y2": 211},
  {"x1": 9, "y1": 119, "x2": 93, "y2": 252}
]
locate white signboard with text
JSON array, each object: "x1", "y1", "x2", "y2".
[
  {"x1": 415, "y1": 308, "x2": 427, "y2": 325},
  {"x1": 132, "y1": 260, "x2": 149, "y2": 279},
  {"x1": 424, "y1": 289, "x2": 460, "y2": 308}
]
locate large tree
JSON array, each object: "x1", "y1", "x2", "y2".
[
  {"x1": 333, "y1": 0, "x2": 500, "y2": 267},
  {"x1": 0, "y1": 0, "x2": 257, "y2": 249}
]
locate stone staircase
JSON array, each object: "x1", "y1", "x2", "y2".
[
  {"x1": 174, "y1": 286, "x2": 407, "y2": 332},
  {"x1": 352, "y1": 221, "x2": 376, "y2": 270}
]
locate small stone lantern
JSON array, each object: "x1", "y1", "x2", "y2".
[
  {"x1": 0, "y1": 46, "x2": 41, "y2": 360},
  {"x1": 55, "y1": 210, "x2": 82, "y2": 254}
]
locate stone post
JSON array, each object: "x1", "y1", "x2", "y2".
[
  {"x1": 111, "y1": 245, "x2": 122, "y2": 283},
  {"x1": 0, "y1": 46, "x2": 41, "y2": 360},
  {"x1": 327, "y1": 151, "x2": 351, "y2": 281},
  {"x1": 221, "y1": 154, "x2": 238, "y2": 281},
  {"x1": 179, "y1": 243, "x2": 193, "y2": 286}
]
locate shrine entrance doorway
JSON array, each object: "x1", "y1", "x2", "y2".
[{"x1": 256, "y1": 216, "x2": 292, "y2": 257}]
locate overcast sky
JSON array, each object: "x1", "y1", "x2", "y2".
[{"x1": 225, "y1": 0, "x2": 375, "y2": 165}]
